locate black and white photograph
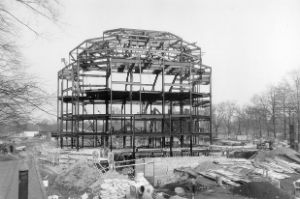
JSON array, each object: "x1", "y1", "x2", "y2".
[{"x1": 0, "y1": 0, "x2": 300, "y2": 199}]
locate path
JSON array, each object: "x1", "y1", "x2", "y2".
[{"x1": 0, "y1": 155, "x2": 46, "y2": 199}]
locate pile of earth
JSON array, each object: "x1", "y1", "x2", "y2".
[
  {"x1": 89, "y1": 170, "x2": 129, "y2": 194},
  {"x1": 52, "y1": 160, "x2": 99, "y2": 196},
  {"x1": 48, "y1": 160, "x2": 130, "y2": 198},
  {"x1": 231, "y1": 181, "x2": 292, "y2": 199}
]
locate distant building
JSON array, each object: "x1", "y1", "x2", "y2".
[{"x1": 23, "y1": 131, "x2": 39, "y2": 137}]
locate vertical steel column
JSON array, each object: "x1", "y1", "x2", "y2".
[
  {"x1": 102, "y1": 120, "x2": 105, "y2": 146},
  {"x1": 139, "y1": 57, "x2": 142, "y2": 114},
  {"x1": 93, "y1": 102, "x2": 95, "y2": 147},
  {"x1": 133, "y1": 116, "x2": 136, "y2": 159},
  {"x1": 57, "y1": 72, "x2": 60, "y2": 147},
  {"x1": 123, "y1": 135, "x2": 126, "y2": 148},
  {"x1": 105, "y1": 66, "x2": 109, "y2": 147},
  {"x1": 66, "y1": 80, "x2": 69, "y2": 146},
  {"x1": 81, "y1": 78, "x2": 84, "y2": 148},
  {"x1": 109, "y1": 61, "x2": 113, "y2": 151},
  {"x1": 96, "y1": 118, "x2": 98, "y2": 147},
  {"x1": 71, "y1": 65, "x2": 74, "y2": 149},
  {"x1": 198, "y1": 50, "x2": 202, "y2": 144},
  {"x1": 180, "y1": 76, "x2": 184, "y2": 148},
  {"x1": 179, "y1": 40, "x2": 184, "y2": 150},
  {"x1": 71, "y1": 67, "x2": 74, "y2": 148},
  {"x1": 75, "y1": 52, "x2": 80, "y2": 151},
  {"x1": 197, "y1": 79, "x2": 200, "y2": 144},
  {"x1": 60, "y1": 70, "x2": 64, "y2": 148},
  {"x1": 123, "y1": 98, "x2": 126, "y2": 148},
  {"x1": 130, "y1": 66, "x2": 133, "y2": 149},
  {"x1": 209, "y1": 67, "x2": 213, "y2": 144},
  {"x1": 189, "y1": 64, "x2": 193, "y2": 156},
  {"x1": 161, "y1": 61, "x2": 165, "y2": 148},
  {"x1": 104, "y1": 31, "x2": 107, "y2": 148},
  {"x1": 169, "y1": 104, "x2": 173, "y2": 157}
]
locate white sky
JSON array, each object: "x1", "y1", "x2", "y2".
[{"x1": 16, "y1": 0, "x2": 300, "y2": 114}]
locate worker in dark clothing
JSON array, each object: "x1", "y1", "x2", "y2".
[
  {"x1": 226, "y1": 147, "x2": 230, "y2": 158},
  {"x1": 191, "y1": 178, "x2": 196, "y2": 199}
]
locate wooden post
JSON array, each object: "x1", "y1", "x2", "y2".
[{"x1": 19, "y1": 162, "x2": 29, "y2": 199}]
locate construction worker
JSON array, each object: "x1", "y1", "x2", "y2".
[
  {"x1": 191, "y1": 178, "x2": 196, "y2": 199},
  {"x1": 226, "y1": 147, "x2": 230, "y2": 158}
]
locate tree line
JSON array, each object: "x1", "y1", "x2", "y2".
[{"x1": 212, "y1": 69, "x2": 300, "y2": 140}]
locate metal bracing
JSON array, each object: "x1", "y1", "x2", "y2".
[{"x1": 57, "y1": 28, "x2": 212, "y2": 155}]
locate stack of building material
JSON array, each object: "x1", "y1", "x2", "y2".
[
  {"x1": 274, "y1": 157, "x2": 300, "y2": 171},
  {"x1": 98, "y1": 179, "x2": 134, "y2": 199},
  {"x1": 198, "y1": 170, "x2": 241, "y2": 187},
  {"x1": 177, "y1": 155, "x2": 300, "y2": 188},
  {"x1": 213, "y1": 157, "x2": 300, "y2": 180}
]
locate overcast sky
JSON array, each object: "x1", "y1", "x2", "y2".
[{"x1": 16, "y1": 0, "x2": 300, "y2": 114}]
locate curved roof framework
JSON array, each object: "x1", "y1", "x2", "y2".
[{"x1": 68, "y1": 28, "x2": 205, "y2": 69}]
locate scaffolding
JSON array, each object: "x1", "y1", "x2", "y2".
[{"x1": 57, "y1": 28, "x2": 212, "y2": 157}]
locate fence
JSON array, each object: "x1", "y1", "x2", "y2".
[
  {"x1": 112, "y1": 159, "x2": 155, "y2": 183},
  {"x1": 111, "y1": 156, "x2": 220, "y2": 186}
]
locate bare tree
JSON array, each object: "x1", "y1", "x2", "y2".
[
  {"x1": 265, "y1": 86, "x2": 279, "y2": 138},
  {"x1": 276, "y1": 80, "x2": 293, "y2": 139},
  {"x1": 0, "y1": 0, "x2": 59, "y2": 129},
  {"x1": 213, "y1": 70, "x2": 300, "y2": 141},
  {"x1": 0, "y1": 0, "x2": 59, "y2": 35},
  {"x1": 234, "y1": 105, "x2": 250, "y2": 135},
  {"x1": 212, "y1": 104, "x2": 224, "y2": 136},
  {"x1": 244, "y1": 105, "x2": 262, "y2": 138},
  {"x1": 287, "y1": 69, "x2": 300, "y2": 143},
  {"x1": 218, "y1": 101, "x2": 237, "y2": 137},
  {"x1": 250, "y1": 94, "x2": 270, "y2": 137}
]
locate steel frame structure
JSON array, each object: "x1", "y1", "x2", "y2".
[{"x1": 57, "y1": 28, "x2": 212, "y2": 157}]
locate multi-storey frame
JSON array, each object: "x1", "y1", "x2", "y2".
[{"x1": 57, "y1": 28, "x2": 212, "y2": 157}]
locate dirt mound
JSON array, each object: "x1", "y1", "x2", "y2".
[
  {"x1": 90, "y1": 170, "x2": 129, "y2": 194},
  {"x1": 53, "y1": 161, "x2": 99, "y2": 195},
  {"x1": 231, "y1": 181, "x2": 292, "y2": 199}
]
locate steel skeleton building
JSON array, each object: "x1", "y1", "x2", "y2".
[{"x1": 57, "y1": 28, "x2": 212, "y2": 156}]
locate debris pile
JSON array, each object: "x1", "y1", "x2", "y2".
[
  {"x1": 160, "y1": 148, "x2": 300, "y2": 198},
  {"x1": 231, "y1": 181, "x2": 291, "y2": 199},
  {"x1": 52, "y1": 161, "x2": 99, "y2": 196},
  {"x1": 46, "y1": 159, "x2": 130, "y2": 198},
  {"x1": 94, "y1": 179, "x2": 134, "y2": 199},
  {"x1": 90, "y1": 170, "x2": 129, "y2": 194},
  {"x1": 198, "y1": 148, "x2": 300, "y2": 186}
]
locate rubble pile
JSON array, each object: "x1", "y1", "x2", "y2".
[
  {"x1": 231, "y1": 181, "x2": 291, "y2": 199},
  {"x1": 196, "y1": 148, "x2": 300, "y2": 186},
  {"x1": 161, "y1": 148, "x2": 300, "y2": 198},
  {"x1": 90, "y1": 170, "x2": 129, "y2": 194},
  {"x1": 94, "y1": 179, "x2": 134, "y2": 199},
  {"x1": 47, "y1": 159, "x2": 130, "y2": 198},
  {"x1": 53, "y1": 161, "x2": 99, "y2": 195}
]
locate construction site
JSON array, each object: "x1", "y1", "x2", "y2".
[
  {"x1": 3, "y1": 28, "x2": 300, "y2": 199},
  {"x1": 1, "y1": 0, "x2": 300, "y2": 198},
  {"x1": 40, "y1": 28, "x2": 300, "y2": 199}
]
